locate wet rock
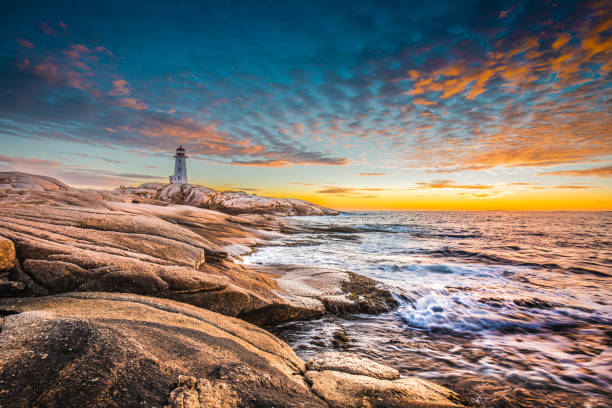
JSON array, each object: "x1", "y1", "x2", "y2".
[
  {"x1": 305, "y1": 352, "x2": 465, "y2": 408},
  {"x1": 0, "y1": 236, "x2": 15, "y2": 271},
  {"x1": 307, "y1": 352, "x2": 400, "y2": 380},
  {"x1": 263, "y1": 266, "x2": 399, "y2": 317},
  {"x1": 0, "y1": 293, "x2": 328, "y2": 408},
  {"x1": 340, "y1": 271, "x2": 399, "y2": 314},
  {"x1": 332, "y1": 330, "x2": 350, "y2": 348}
]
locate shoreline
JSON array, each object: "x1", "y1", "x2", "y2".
[{"x1": 0, "y1": 172, "x2": 468, "y2": 407}]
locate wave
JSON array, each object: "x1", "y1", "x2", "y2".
[
  {"x1": 422, "y1": 247, "x2": 531, "y2": 266},
  {"x1": 397, "y1": 289, "x2": 606, "y2": 335},
  {"x1": 418, "y1": 247, "x2": 611, "y2": 277},
  {"x1": 413, "y1": 232, "x2": 482, "y2": 239}
]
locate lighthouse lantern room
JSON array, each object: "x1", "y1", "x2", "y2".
[{"x1": 169, "y1": 146, "x2": 188, "y2": 184}]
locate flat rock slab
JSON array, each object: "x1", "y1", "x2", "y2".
[
  {"x1": 307, "y1": 352, "x2": 400, "y2": 380},
  {"x1": 306, "y1": 369, "x2": 465, "y2": 408}
]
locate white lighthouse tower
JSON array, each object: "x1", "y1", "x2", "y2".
[{"x1": 169, "y1": 146, "x2": 188, "y2": 184}]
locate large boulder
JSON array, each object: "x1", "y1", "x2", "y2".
[
  {"x1": 0, "y1": 293, "x2": 328, "y2": 408},
  {"x1": 0, "y1": 236, "x2": 15, "y2": 271}
]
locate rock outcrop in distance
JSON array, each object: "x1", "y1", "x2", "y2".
[
  {"x1": 0, "y1": 172, "x2": 338, "y2": 216},
  {"x1": 117, "y1": 182, "x2": 339, "y2": 216}
]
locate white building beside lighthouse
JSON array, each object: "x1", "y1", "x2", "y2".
[{"x1": 169, "y1": 146, "x2": 188, "y2": 184}]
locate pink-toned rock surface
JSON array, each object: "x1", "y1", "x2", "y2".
[
  {"x1": 118, "y1": 182, "x2": 339, "y2": 216},
  {"x1": 0, "y1": 173, "x2": 386, "y2": 325},
  {"x1": 0, "y1": 173, "x2": 466, "y2": 408},
  {"x1": 0, "y1": 293, "x2": 327, "y2": 408}
]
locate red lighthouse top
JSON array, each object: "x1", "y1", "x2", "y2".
[{"x1": 175, "y1": 145, "x2": 186, "y2": 157}]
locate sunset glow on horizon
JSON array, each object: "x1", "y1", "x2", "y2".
[{"x1": 1, "y1": 0, "x2": 611, "y2": 210}]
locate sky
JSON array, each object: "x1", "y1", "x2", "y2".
[{"x1": 0, "y1": 0, "x2": 611, "y2": 210}]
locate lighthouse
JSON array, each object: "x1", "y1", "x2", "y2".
[{"x1": 169, "y1": 146, "x2": 188, "y2": 184}]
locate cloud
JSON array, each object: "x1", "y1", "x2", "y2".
[
  {"x1": 359, "y1": 172, "x2": 387, "y2": 176},
  {"x1": 412, "y1": 98, "x2": 437, "y2": 106},
  {"x1": 0, "y1": 155, "x2": 63, "y2": 168},
  {"x1": 233, "y1": 157, "x2": 348, "y2": 167},
  {"x1": 552, "y1": 185, "x2": 598, "y2": 189},
  {"x1": 314, "y1": 186, "x2": 390, "y2": 198},
  {"x1": 64, "y1": 44, "x2": 90, "y2": 59},
  {"x1": 17, "y1": 39, "x2": 34, "y2": 49},
  {"x1": 114, "y1": 172, "x2": 162, "y2": 179},
  {"x1": 499, "y1": 5, "x2": 516, "y2": 19},
  {"x1": 0, "y1": 154, "x2": 164, "y2": 188},
  {"x1": 538, "y1": 165, "x2": 612, "y2": 177},
  {"x1": 119, "y1": 97, "x2": 148, "y2": 110},
  {"x1": 1, "y1": 0, "x2": 610, "y2": 187},
  {"x1": 40, "y1": 21, "x2": 69, "y2": 36},
  {"x1": 236, "y1": 187, "x2": 260, "y2": 192},
  {"x1": 108, "y1": 79, "x2": 130, "y2": 96},
  {"x1": 417, "y1": 180, "x2": 493, "y2": 189},
  {"x1": 505, "y1": 182, "x2": 539, "y2": 187}
]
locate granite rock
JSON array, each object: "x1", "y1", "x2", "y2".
[
  {"x1": 0, "y1": 293, "x2": 327, "y2": 408},
  {"x1": 305, "y1": 352, "x2": 466, "y2": 408}
]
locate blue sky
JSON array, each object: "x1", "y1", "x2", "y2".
[{"x1": 1, "y1": 0, "x2": 610, "y2": 209}]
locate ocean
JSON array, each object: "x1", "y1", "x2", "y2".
[{"x1": 242, "y1": 211, "x2": 612, "y2": 408}]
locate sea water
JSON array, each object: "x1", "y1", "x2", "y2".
[{"x1": 242, "y1": 211, "x2": 612, "y2": 408}]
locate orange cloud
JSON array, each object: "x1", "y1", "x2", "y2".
[
  {"x1": 413, "y1": 98, "x2": 437, "y2": 106},
  {"x1": 399, "y1": 8, "x2": 611, "y2": 102},
  {"x1": 410, "y1": 87, "x2": 612, "y2": 172},
  {"x1": 0, "y1": 155, "x2": 63, "y2": 168},
  {"x1": 121, "y1": 115, "x2": 343, "y2": 166},
  {"x1": 313, "y1": 186, "x2": 389, "y2": 197},
  {"x1": 417, "y1": 180, "x2": 493, "y2": 189},
  {"x1": 64, "y1": 44, "x2": 90, "y2": 59},
  {"x1": 539, "y1": 165, "x2": 612, "y2": 177},
  {"x1": 499, "y1": 5, "x2": 516, "y2": 19},
  {"x1": 119, "y1": 97, "x2": 148, "y2": 110},
  {"x1": 109, "y1": 79, "x2": 130, "y2": 96},
  {"x1": 552, "y1": 33, "x2": 572, "y2": 50},
  {"x1": 553, "y1": 185, "x2": 597, "y2": 189},
  {"x1": 233, "y1": 157, "x2": 349, "y2": 167}
]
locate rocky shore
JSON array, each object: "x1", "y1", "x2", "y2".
[{"x1": 0, "y1": 172, "x2": 466, "y2": 407}]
